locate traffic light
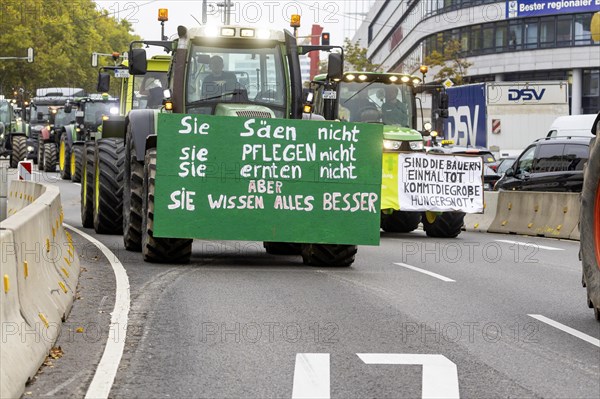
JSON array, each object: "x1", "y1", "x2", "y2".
[{"x1": 321, "y1": 32, "x2": 330, "y2": 46}]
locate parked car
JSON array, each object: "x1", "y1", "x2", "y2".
[
  {"x1": 494, "y1": 136, "x2": 591, "y2": 192},
  {"x1": 489, "y1": 156, "x2": 516, "y2": 174},
  {"x1": 427, "y1": 143, "x2": 499, "y2": 190}
]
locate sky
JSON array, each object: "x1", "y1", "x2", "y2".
[{"x1": 94, "y1": 1, "x2": 369, "y2": 46}]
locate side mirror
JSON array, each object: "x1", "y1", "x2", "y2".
[
  {"x1": 97, "y1": 72, "x2": 111, "y2": 93},
  {"x1": 326, "y1": 53, "x2": 343, "y2": 81},
  {"x1": 505, "y1": 168, "x2": 515, "y2": 177},
  {"x1": 64, "y1": 104, "x2": 72, "y2": 113},
  {"x1": 37, "y1": 111, "x2": 44, "y2": 121},
  {"x1": 129, "y1": 48, "x2": 148, "y2": 75}
]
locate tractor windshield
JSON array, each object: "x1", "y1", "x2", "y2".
[
  {"x1": 0, "y1": 101, "x2": 11, "y2": 124},
  {"x1": 132, "y1": 72, "x2": 168, "y2": 110},
  {"x1": 185, "y1": 43, "x2": 286, "y2": 117},
  {"x1": 84, "y1": 102, "x2": 118, "y2": 124},
  {"x1": 52, "y1": 108, "x2": 75, "y2": 127},
  {"x1": 338, "y1": 82, "x2": 414, "y2": 128}
]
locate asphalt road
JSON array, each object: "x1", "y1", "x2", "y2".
[{"x1": 6, "y1": 166, "x2": 599, "y2": 398}]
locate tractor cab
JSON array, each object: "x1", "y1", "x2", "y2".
[{"x1": 312, "y1": 72, "x2": 424, "y2": 152}]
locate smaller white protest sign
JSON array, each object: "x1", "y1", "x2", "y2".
[{"x1": 398, "y1": 153, "x2": 483, "y2": 213}]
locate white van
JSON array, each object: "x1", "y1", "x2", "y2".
[{"x1": 546, "y1": 114, "x2": 597, "y2": 138}]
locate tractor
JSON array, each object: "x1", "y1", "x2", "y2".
[
  {"x1": 56, "y1": 93, "x2": 119, "y2": 181},
  {"x1": 80, "y1": 54, "x2": 171, "y2": 234},
  {"x1": 311, "y1": 71, "x2": 465, "y2": 238},
  {"x1": 123, "y1": 25, "x2": 365, "y2": 266}
]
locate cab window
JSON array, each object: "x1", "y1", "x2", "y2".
[
  {"x1": 563, "y1": 143, "x2": 589, "y2": 171},
  {"x1": 532, "y1": 143, "x2": 563, "y2": 172},
  {"x1": 515, "y1": 145, "x2": 536, "y2": 174}
]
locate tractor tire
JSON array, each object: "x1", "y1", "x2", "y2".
[
  {"x1": 580, "y1": 136, "x2": 600, "y2": 322},
  {"x1": 93, "y1": 138, "x2": 125, "y2": 234},
  {"x1": 9, "y1": 136, "x2": 27, "y2": 168},
  {"x1": 80, "y1": 142, "x2": 95, "y2": 228},
  {"x1": 37, "y1": 136, "x2": 44, "y2": 170},
  {"x1": 301, "y1": 244, "x2": 357, "y2": 267},
  {"x1": 422, "y1": 211, "x2": 465, "y2": 238},
  {"x1": 264, "y1": 242, "x2": 302, "y2": 255},
  {"x1": 59, "y1": 133, "x2": 71, "y2": 179},
  {"x1": 142, "y1": 149, "x2": 192, "y2": 264},
  {"x1": 43, "y1": 143, "x2": 57, "y2": 172},
  {"x1": 70, "y1": 145, "x2": 83, "y2": 183},
  {"x1": 381, "y1": 210, "x2": 422, "y2": 233},
  {"x1": 123, "y1": 133, "x2": 144, "y2": 251}
]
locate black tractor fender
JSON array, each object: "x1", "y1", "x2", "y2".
[{"x1": 127, "y1": 109, "x2": 157, "y2": 162}]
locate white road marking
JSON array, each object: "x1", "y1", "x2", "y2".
[
  {"x1": 292, "y1": 353, "x2": 330, "y2": 399},
  {"x1": 358, "y1": 353, "x2": 460, "y2": 399},
  {"x1": 495, "y1": 239, "x2": 564, "y2": 251},
  {"x1": 393, "y1": 262, "x2": 455, "y2": 282},
  {"x1": 528, "y1": 314, "x2": 600, "y2": 348},
  {"x1": 64, "y1": 224, "x2": 131, "y2": 399}
]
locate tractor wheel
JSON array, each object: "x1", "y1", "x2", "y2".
[
  {"x1": 123, "y1": 133, "x2": 144, "y2": 251},
  {"x1": 580, "y1": 136, "x2": 600, "y2": 322},
  {"x1": 301, "y1": 244, "x2": 357, "y2": 267},
  {"x1": 59, "y1": 134, "x2": 71, "y2": 179},
  {"x1": 9, "y1": 136, "x2": 26, "y2": 168},
  {"x1": 80, "y1": 142, "x2": 95, "y2": 228},
  {"x1": 141, "y1": 149, "x2": 192, "y2": 263},
  {"x1": 264, "y1": 242, "x2": 302, "y2": 255},
  {"x1": 93, "y1": 138, "x2": 125, "y2": 234},
  {"x1": 43, "y1": 143, "x2": 57, "y2": 172},
  {"x1": 70, "y1": 145, "x2": 83, "y2": 182},
  {"x1": 422, "y1": 211, "x2": 465, "y2": 238},
  {"x1": 380, "y1": 210, "x2": 422, "y2": 233}
]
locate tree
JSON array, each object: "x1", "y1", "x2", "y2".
[
  {"x1": 343, "y1": 38, "x2": 382, "y2": 72},
  {"x1": 317, "y1": 38, "x2": 382, "y2": 74},
  {"x1": 0, "y1": 0, "x2": 140, "y2": 98},
  {"x1": 423, "y1": 39, "x2": 472, "y2": 85}
]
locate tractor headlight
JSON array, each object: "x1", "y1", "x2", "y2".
[
  {"x1": 383, "y1": 140, "x2": 402, "y2": 151},
  {"x1": 27, "y1": 146, "x2": 34, "y2": 152},
  {"x1": 409, "y1": 141, "x2": 424, "y2": 150},
  {"x1": 109, "y1": 107, "x2": 119, "y2": 115}
]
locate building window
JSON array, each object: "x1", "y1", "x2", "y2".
[
  {"x1": 509, "y1": 22, "x2": 522, "y2": 50},
  {"x1": 495, "y1": 22, "x2": 508, "y2": 52},
  {"x1": 470, "y1": 24, "x2": 482, "y2": 54},
  {"x1": 539, "y1": 17, "x2": 556, "y2": 48},
  {"x1": 557, "y1": 15, "x2": 573, "y2": 45},
  {"x1": 524, "y1": 19, "x2": 538, "y2": 49},
  {"x1": 482, "y1": 26, "x2": 495, "y2": 54},
  {"x1": 575, "y1": 14, "x2": 592, "y2": 45}
]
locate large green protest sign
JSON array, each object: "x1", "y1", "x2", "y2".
[{"x1": 153, "y1": 114, "x2": 383, "y2": 245}]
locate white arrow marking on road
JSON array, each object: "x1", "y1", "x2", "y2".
[
  {"x1": 528, "y1": 314, "x2": 600, "y2": 348},
  {"x1": 292, "y1": 353, "x2": 330, "y2": 399},
  {"x1": 495, "y1": 239, "x2": 564, "y2": 251},
  {"x1": 394, "y1": 263, "x2": 455, "y2": 282},
  {"x1": 358, "y1": 354, "x2": 460, "y2": 399},
  {"x1": 64, "y1": 224, "x2": 131, "y2": 399}
]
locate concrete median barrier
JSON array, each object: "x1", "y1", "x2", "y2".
[
  {"x1": 1, "y1": 165, "x2": 7, "y2": 221},
  {"x1": 0, "y1": 181, "x2": 80, "y2": 399},
  {"x1": 463, "y1": 192, "x2": 499, "y2": 232},
  {"x1": 488, "y1": 191, "x2": 580, "y2": 240}
]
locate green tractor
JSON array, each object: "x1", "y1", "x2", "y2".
[
  {"x1": 1, "y1": 98, "x2": 30, "y2": 167},
  {"x1": 56, "y1": 93, "x2": 120, "y2": 182},
  {"x1": 311, "y1": 71, "x2": 464, "y2": 238},
  {"x1": 80, "y1": 54, "x2": 171, "y2": 234},
  {"x1": 123, "y1": 25, "x2": 359, "y2": 266}
]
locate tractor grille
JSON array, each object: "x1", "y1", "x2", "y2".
[{"x1": 236, "y1": 110, "x2": 272, "y2": 118}]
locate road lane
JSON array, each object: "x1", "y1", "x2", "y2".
[{"x1": 9, "y1": 167, "x2": 597, "y2": 398}]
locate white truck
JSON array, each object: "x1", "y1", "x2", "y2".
[{"x1": 444, "y1": 81, "x2": 569, "y2": 157}]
